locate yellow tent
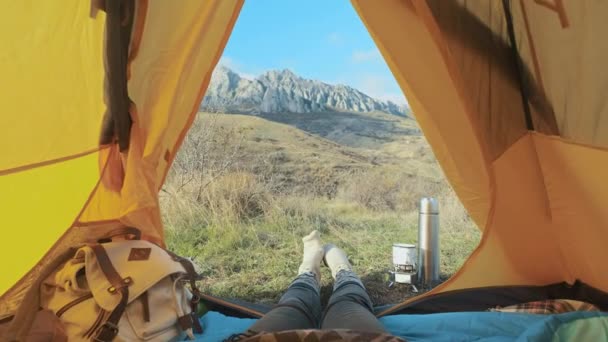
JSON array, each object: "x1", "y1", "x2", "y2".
[{"x1": 1, "y1": 0, "x2": 607, "y2": 320}]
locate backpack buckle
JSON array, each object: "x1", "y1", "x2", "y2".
[{"x1": 94, "y1": 321, "x2": 119, "y2": 341}]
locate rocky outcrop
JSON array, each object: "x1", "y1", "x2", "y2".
[{"x1": 201, "y1": 66, "x2": 409, "y2": 116}]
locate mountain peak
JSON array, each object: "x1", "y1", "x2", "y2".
[
  {"x1": 259, "y1": 68, "x2": 300, "y2": 83},
  {"x1": 202, "y1": 66, "x2": 409, "y2": 116},
  {"x1": 213, "y1": 65, "x2": 239, "y2": 77},
  {"x1": 266, "y1": 68, "x2": 297, "y2": 77}
]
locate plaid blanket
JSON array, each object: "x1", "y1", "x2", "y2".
[
  {"x1": 226, "y1": 329, "x2": 405, "y2": 342},
  {"x1": 489, "y1": 299, "x2": 600, "y2": 314}
]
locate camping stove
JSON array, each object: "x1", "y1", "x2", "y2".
[{"x1": 388, "y1": 243, "x2": 418, "y2": 288}]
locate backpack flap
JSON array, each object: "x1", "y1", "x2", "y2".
[
  {"x1": 78, "y1": 240, "x2": 188, "y2": 312},
  {"x1": 121, "y1": 276, "x2": 194, "y2": 341},
  {"x1": 51, "y1": 255, "x2": 89, "y2": 294}
]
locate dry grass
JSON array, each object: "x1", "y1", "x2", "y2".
[
  {"x1": 336, "y1": 169, "x2": 444, "y2": 212},
  {"x1": 161, "y1": 112, "x2": 481, "y2": 305}
]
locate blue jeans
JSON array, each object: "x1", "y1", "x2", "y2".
[{"x1": 247, "y1": 270, "x2": 386, "y2": 333}]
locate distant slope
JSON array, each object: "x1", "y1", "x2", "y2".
[
  {"x1": 253, "y1": 110, "x2": 421, "y2": 150},
  {"x1": 201, "y1": 66, "x2": 410, "y2": 117},
  {"x1": 187, "y1": 113, "x2": 441, "y2": 196}
]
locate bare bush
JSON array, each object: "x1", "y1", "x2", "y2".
[
  {"x1": 437, "y1": 186, "x2": 477, "y2": 232},
  {"x1": 337, "y1": 170, "x2": 399, "y2": 210},
  {"x1": 165, "y1": 114, "x2": 245, "y2": 200},
  {"x1": 200, "y1": 172, "x2": 271, "y2": 221},
  {"x1": 336, "y1": 169, "x2": 445, "y2": 212}
]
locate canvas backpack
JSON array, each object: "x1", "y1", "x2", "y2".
[{"x1": 4, "y1": 228, "x2": 204, "y2": 342}]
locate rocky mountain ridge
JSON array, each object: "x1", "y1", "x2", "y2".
[{"x1": 201, "y1": 66, "x2": 409, "y2": 116}]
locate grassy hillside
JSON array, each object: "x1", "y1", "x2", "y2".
[{"x1": 161, "y1": 112, "x2": 480, "y2": 305}]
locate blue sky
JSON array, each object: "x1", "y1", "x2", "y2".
[{"x1": 219, "y1": 0, "x2": 407, "y2": 105}]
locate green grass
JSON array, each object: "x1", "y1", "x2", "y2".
[{"x1": 161, "y1": 112, "x2": 481, "y2": 305}]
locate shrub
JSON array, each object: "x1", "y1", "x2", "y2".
[
  {"x1": 200, "y1": 172, "x2": 271, "y2": 221},
  {"x1": 337, "y1": 170, "x2": 445, "y2": 212}
]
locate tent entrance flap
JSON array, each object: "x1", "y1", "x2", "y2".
[{"x1": 0, "y1": 0, "x2": 245, "y2": 319}]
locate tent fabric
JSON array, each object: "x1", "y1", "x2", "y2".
[
  {"x1": 0, "y1": 0, "x2": 109, "y2": 316},
  {"x1": 1, "y1": 0, "x2": 608, "y2": 323},
  {"x1": 0, "y1": 2, "x2": 106, "y2": 172},
  {"x1": 512, "y1": 0, "x2": 608, "y2": 148},
  {"x1": 382, "y1": 281, "x2": 608, "y2": 315},
  {"x1": 0, "y1": 0, "x2": 243, "y2": 318},
  {"x1": 351, "y1": 0, "x2": 494, "y2": 230},
  {"x1": 351, "y1": 0, "x2": 608, "y2": 315}
]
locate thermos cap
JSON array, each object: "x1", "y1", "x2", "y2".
[{"x1": 419, "y1": 197, "x2": 439, "y2": 214}]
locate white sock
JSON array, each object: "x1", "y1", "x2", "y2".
[
  {"x1": 323, "y1": 244, "x2": 352, "y2": 280},
  {"x1": 298, "y1": 230, "x2": 324, "y2": 282}
]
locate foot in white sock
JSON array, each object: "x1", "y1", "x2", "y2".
[
  {"x1": 298, "y1": 230, "x2": 324, "y2": 282},
  {"x1": 323, "y1": 244, "x2": 353, "y2": 279}
]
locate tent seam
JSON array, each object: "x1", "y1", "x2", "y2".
[
  {"x1": 126, "y1": 0, "x2": 148, "y2": 78},
  {"x1": 158, "y1": 0, "x2": 245, "y2": 189},
  {"x1": 0, "y1": 147, "x2": 102, "y2": 176},
  {"x1": 530, "y1": 133, "x2": 576, "y2": 284},
  {"x1": 154, "y1": 0, "x2": 223, "y2": 183}
]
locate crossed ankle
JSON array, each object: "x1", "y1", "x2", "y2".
[
  {"x1": 334, "y1": 269, "x2": 365, "y2": 291},
  {"x1": 293, "y1": 272, "x2": 321, "y2": 294},
  {"x1": 335, "y1": 269, "x2": 357, "y2": 278}
]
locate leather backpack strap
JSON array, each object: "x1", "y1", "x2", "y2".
[
  {"x1": 165, "y1": 251, "x2": 203, "y2": 334},
  {"x1": 89, "y1": 244, "x2": 131, "y2": 342},
  {"x1": 97, "y1": 227, "x2": 141, "y2": 243}
]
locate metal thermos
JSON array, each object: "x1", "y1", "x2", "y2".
[{"x1": 418, "y1": 197, "x2": 439, "y2": 287}]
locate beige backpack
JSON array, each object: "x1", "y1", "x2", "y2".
[{"x1": 4, "y1": 228, "x2": 203, "y2": 342}]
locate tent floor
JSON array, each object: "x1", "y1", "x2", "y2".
[{"x1": 201, "y1": 280, "x2": 608, "y2": 318}]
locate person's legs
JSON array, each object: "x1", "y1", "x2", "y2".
[
  {"x1": 247, "y1": 231, "x2": 325, "y2": 332},
  {"x1": 247, "y1": 272, "x2": 321, "y2": 332},
  {"x1": 321, "y1": 245, "x2": 387, "y2": 333}
]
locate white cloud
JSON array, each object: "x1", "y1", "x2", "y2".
[
  {"x1": 355, "y1": 74, "x2": 408, "y2": 106},
  {"x1": 375, "y1": 93, "x2": 409, "y2": 106},
  {"x1": 351, "y1": 49, "x2": 382, "y2": 64},
  {"x1": 218, "y1": 56, "x2": 258, "y2": 80},
  {"x1": 218, "y1": 56, "x2": 238, "y2": 69},
  {"x1": 326, "y1": 32, "x2": 344, "y2": 46}
]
